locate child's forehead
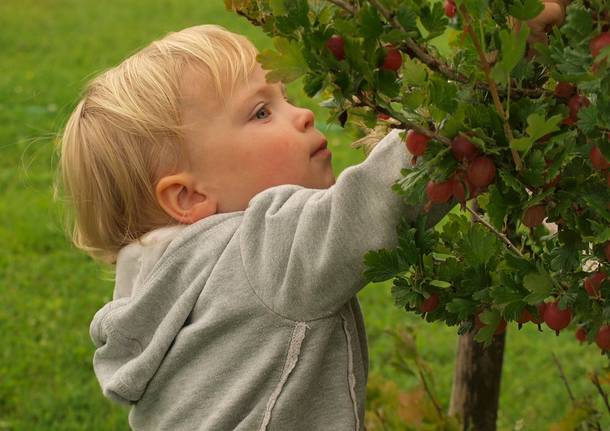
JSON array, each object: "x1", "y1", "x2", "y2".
[{"x1": 179, "y1": 63, "x2": 284, "y2": 118}]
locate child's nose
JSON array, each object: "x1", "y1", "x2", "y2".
[{"x1": 294, "y1": 107, "x2": 314, "y2": 131}]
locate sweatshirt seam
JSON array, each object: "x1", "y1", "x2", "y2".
[
  {"x1": 259, "y1": 321, "x2": 309, "y2": 431},
  {"x1": 238, "y1": 230, "x2": 314, "y2": 323},
  {"x1": 238, "y1": 216, "x2": 350, "y2": 323},
  {"x1": 340, "y1": 311, "x2": 360, "y2": 431}
]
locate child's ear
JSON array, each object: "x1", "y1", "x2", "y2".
[{"x1": 155, "y1": 173, "x2": 217, "y2": 224}]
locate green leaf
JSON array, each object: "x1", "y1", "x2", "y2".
[
  {"x1": 269, "y1": 0, "x2": 287, "y2": 15},
  {"x1": 521, "y1": 149, "x2": 546, "y2": 187},
  {"x1": 508, "y1": 0, "x2": 544, "y2": 21},
  {"x1": 499, "y1": 170, "x2": 525, "y2": 195},
  {"x1": 577, "y1": 105, "x2": 598, "y2": 134},
  {"x1": 402, "y1": 56, "x2": 428, "y2": 86},
  {"x1": 359, "y1": 3, "x2": 383, "y2": 41},
  {"x1": 428, "y1": 76, "x2": 458, "y2": 114},
  {"x1": 463, "y1": 0, "x2": 489, "y2": 20},
  {"x1": 549, "y1": 244, "x2": 580, "y2": 272},
  {"x1": 363, "y1": 249, "x2": 404, "y2": 282},
  {"x1": 391, "y1": 276, "x2": 418, "y2": 308},
  {"x1": 396, "y1": 3, "x2": 419, "y2": 33},
  {"x1": 460, "y1": 224, "x2": 501, "y2": 267},
  {"x1": 430, "y1": 280, "x2": 451, "y2": 288},
  {"x1": 485, "y1": 185, "x2": 509, "y2": 230},
  {"x1": 523, "y1": 271, "x2": 553, "y2": 304},
  {"x1": 419, "y1": 2, "x2": 447, "y2": 39},
  {"x1": 446, "y1": 298, "x2": 478, "y2": 320},
  {"x1": 302, "y1": 73, "x2": 325, "y2": 97},
  {"x1": 510, "y1": 137, "x2": 533, "y2": 153},
  {"x1": 257, "y1": 37, "x2": 308, "y2": 83},
  {"x1": 561, "y1": 6, "x2": 593, "y2": 45},
  {"x1": 525, "y1": 113, "x2": 563, "y2": 142},
  {"x1": 498, "y1": 25, "x2": 529, "y2": 74}
]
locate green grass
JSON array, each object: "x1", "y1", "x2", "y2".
[{"x1": 0, "y1": 1, "x2": 607, "y2": 430}]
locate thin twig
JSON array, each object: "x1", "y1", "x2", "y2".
[
  {"x1": 326, "y1": 0, "x2": 356, "y2": 14},
  {"x1": 591, "y1": 372, "x2": 610, "y2": 416},
  {"x1": 368, "y1": 0, "x2": 468, "y2": 84},
  {"x1": 338, "y1": 0, "x2": 543, "y2": 99},
  {"x1": 415, "y1": 359, "x2": 445, "y2": 421},
  {"x1": 351, "y1": 95, "x2": 452, "y2": 146},
  {"x1": 551, "y1": 352, "x2": 576, "y2": 402},
  {"x1": 465, "y1": 205, "x2": 524, "y2": 258},
  {"x1": 458, "y1": 6, "x2": 523, "y2": 172}
]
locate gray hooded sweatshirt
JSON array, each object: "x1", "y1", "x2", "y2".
[{"x1": 90, "y1": 129, "x2": 445, "y2": 430}]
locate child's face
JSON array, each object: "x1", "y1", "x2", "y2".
[{"x1": 181, "y1": 63, "x2": 335, "y2": 213}]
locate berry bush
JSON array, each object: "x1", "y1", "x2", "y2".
[{"x1": 225, "y1": 0, "x2": 610, "y2": 350}]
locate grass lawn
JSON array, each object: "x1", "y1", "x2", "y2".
[{"x1": 0, "y1": 1, "x2": 608, "y2": 430}]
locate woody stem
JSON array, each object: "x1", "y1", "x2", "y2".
[{"x1": 458, "y1": 6, "x2": 524, "y2": 172}]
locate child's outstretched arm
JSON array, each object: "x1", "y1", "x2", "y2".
[{"x1": 239, "y1": 129, "x2": 452, "y2": 322}]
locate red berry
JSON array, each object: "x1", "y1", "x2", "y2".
[
  {"x1": 377, "y1": 113, "x2": 391, "y2": 120},
  {"x1": 419, "y1": 292, "x2": 440, "y2": 313},
  {"x1": 531, "y1": 303, "x2": 546, "y2": 324},
  {"x1": 543, "y1": 301, "x2": 572, "y2": 333},
  {"x1": 522, "y1": 205, "x2": 546, "y2": 228},
  {"x1": 405, "y1": 130, "x2": 429, "y2": 156},
  {"x1": 590, "y1": 146, "x2": 610, "y2": 170},
  {"x1": 426, "y1": 180, "x2": 453, "y2": 203},
  {"x1": 554, "y1": 82, "x2": 576, "y2": 99},
  {"x1": 451, "y1": 135, "x2": 479, "y2": 161},
  {"x1": 444, "y1": 0, "x2": 456, "y2": 18},
  {"x1": 590, "y1": 32, "x2": 610, "y2": 58},
  {"x1": 604, "y1": 242, "x2": 610, "y2": 262},
  {"x1": 326, "y1": 35, "x2": 345, "y2": 60},
  {"x1": 517, "y1": 309, "x2": 532, "y2": 324},
  {"x1": 584, "y1": 272, "x2": 607, "y2": 297},
  {"x1": 467, "y1": 156, "x2": 496, "y2": 188},
  {"x1": 451, "y1": 174, "x2": 467, "y2": 202},
  {"x1": 568, "y1": 94, "x2": 591, "y2": 119},
  {"x1": 576, "y1": 326, "x2": 587, "y2": 343},
  {"x1": 382, "y1": 46, "x2": 402, "y2": 71},
  {"x1": 562, "y1": 116, "x2": 576, "y2": 126},
  {"x1": 596, "y1": 325, "x2": 610, "y2": 351}
]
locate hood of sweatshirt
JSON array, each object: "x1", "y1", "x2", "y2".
[{"x1": 89, "y1": 213, "x2": 243, "y2": 404}]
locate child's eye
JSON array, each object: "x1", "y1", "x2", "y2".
[{"x1": 254, "y1": 105, "x2": 271, "y2": 120}]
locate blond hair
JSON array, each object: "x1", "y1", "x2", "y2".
[{"x1": 56, "y1": 25, "x2": 259, "y2": 264}]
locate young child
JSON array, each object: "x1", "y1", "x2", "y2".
[
  {"x1": 58, "y1": 25, "x2": 443, "y2": 430},
  {"x1": 58, "y1": 4, "x2": 566, "y2": 428}
]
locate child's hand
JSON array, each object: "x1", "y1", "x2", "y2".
[{"x1": 526, "y1": 0, "x2": 569, "y2": 47}]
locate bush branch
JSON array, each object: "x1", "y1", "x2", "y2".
[
  {"x1": 591, "y1": 372, "x2": 610, "y2": 416},
  {"x1": 458, "y1": 6, "x2": 523, "y2": 172},
  {"x1": 415, "y1": 359, "x2": 445, "y2": 421},
  {"x1": 351, "y1": 94, "x2": 452, "y2": 146},
  {"x1": 326, "y1": 0, "x2": 356, "y2": 14},
  {"x1": 339, "y1": 0, "x2": 542, "y2": 99},
  {"x1": 465, "y1": 205, "x2": 524, "y2": 258},
  {"x1": 551, "y1": 352, "x2": 576, "y2": 403}
]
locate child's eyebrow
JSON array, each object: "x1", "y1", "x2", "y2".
[{"x1": 238, "y1": 82, "x2": 287, "y2": 117}]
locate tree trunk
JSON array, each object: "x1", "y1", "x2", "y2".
[{"x1": 448, "y1": 330, "x2": 506, "y2": 431}]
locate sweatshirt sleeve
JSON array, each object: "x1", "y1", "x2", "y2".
[{"x1": 239, "y1": 129, "x2": 450, "y2": 321}]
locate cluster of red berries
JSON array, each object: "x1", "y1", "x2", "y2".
[
  {"x1": 404, "y1": 130, "x2": 496, "y2": 205},
  {"x1": 419, "y1": 291, "x2": 610, "y2": 351},
  {"x1": 324, "y1": 35, "x2": 402, "y2": 71}
]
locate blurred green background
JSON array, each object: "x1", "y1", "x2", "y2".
[{"x1": 0, "y1": 0, "x2": 607, "y2": 430}]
